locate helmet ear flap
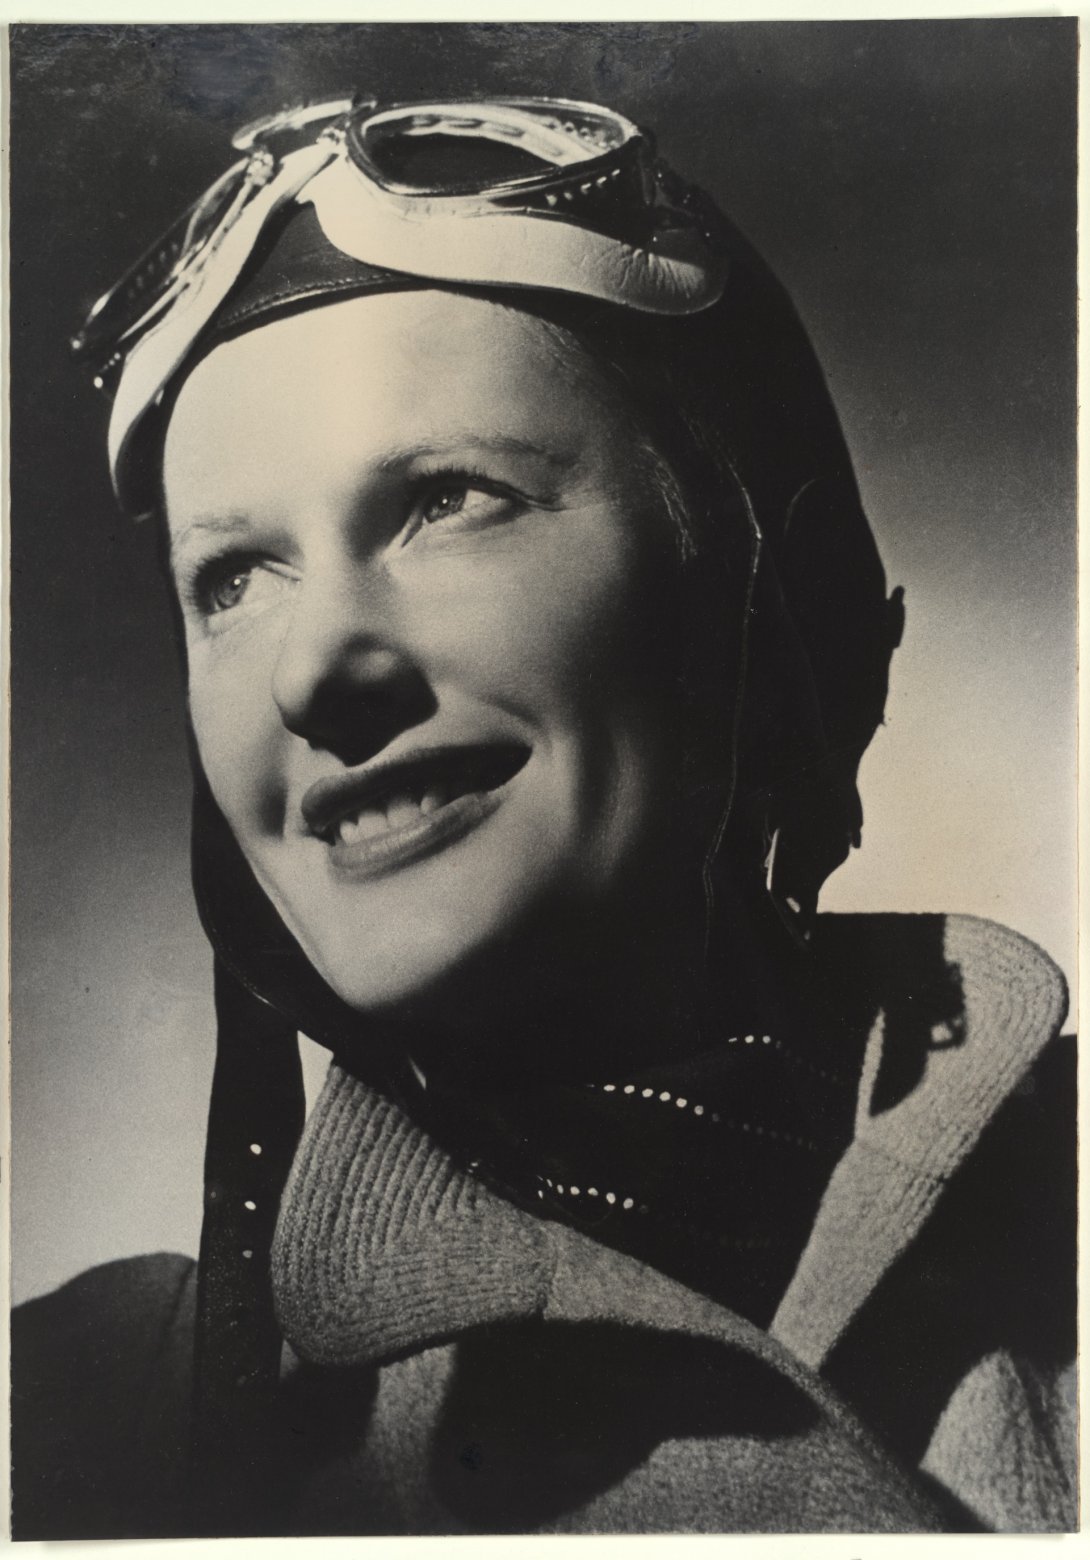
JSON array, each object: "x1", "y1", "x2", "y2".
[
  {"x1": 721, "y1": 471, "x2": 905, "y2": 925},
  {"x1": 776, "y1": 476, "x2": 904, "y2": 775},
  {"x1": 777, "y1": 473, "x2": 905, "y2": 891},
  {"x1": 763, "y1": 784, "x2": 858, "y2": 944},
  {"x1": 760, "y1": 564, "x2": 903, "y2": 935}
]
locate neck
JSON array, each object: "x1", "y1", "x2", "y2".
[
  {"x1": 375, "y1": 878, "x2": 817, "y2": 1092},
  {"x1": 380, "y1": 889, "x2": 715, "y2": 1090}
]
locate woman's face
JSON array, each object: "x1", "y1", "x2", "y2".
[{"x1": 164, "y1": 291, "x2": 685, "y2": 1023}]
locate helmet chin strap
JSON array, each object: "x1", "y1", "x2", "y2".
[
  {"x1": 698, "y1": 461, "x2": 763, "y2": 960},
  {"x1": 764, "y1": 825, "x2": 814, "y2": 948},
  {"x1": 190, "y1": 954, "x2": 306, "y2": 1534}
]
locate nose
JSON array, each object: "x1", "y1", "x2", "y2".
[{"x1": 271, "y1": 570, "x2": 434, "y2": 767}]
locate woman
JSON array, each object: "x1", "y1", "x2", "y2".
[{"x1": 12, "y1": 91, "x2": 1075, "y2": 1538}]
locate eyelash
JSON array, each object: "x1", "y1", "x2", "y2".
[
  {"x1": 411, "y1": 468, "x2": 521, "y2": 534},
  {"x1": 180, "y1": 552, "x2": 267, "y2": 620},
  {"x1": 179, "y1": 470, "x2": 527, "y2": 621}
]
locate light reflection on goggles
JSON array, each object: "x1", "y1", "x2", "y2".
[{"x1": 72, "y1": 95, "x2": 730, "y2": 506}]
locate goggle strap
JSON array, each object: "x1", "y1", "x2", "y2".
[
  {"x1": 108, "y1": 139, "x2": 336, "y2": 494},
  {"x1": 98, "y1": 97, "x2": 728, "y2": 508},
  {"x1": 231, "y1": 96, "x2": 359, "y2": 154},
  {"x1": 110, "y1": 159, "x2": 266, "y2": 360},
  {"x1": 304, "y1": 153, "x2": 723, "y2": 314}
]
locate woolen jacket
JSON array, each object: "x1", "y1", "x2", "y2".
[{"x1": 11, "y1": 913, "x2": 1076, "y2": 1537}]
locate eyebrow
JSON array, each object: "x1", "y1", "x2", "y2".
[
  {"x1": 169, "y1": 512, "x2": 253, "y2": 562},
  {"x1": 168, "y1": 434, "x2": 581, "y2": 559},
  {"x1": 374, "y1": 434, "x2": 581, "y2": 474}
]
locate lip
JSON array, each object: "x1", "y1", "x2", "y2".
[
  {"x1": 300, "y1": 741, "x2": 530, "y2": 883},
  {"x1": 322, "y1": 786, "x2": 507, "y2": 881}
]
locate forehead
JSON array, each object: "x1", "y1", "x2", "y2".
[{"x1": 162, "y1": 290, "x2": 614, "y2": 512}]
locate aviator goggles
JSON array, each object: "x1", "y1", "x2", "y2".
[{"x1": 71, "y1": 95, "x2": 730, "y2": 511}]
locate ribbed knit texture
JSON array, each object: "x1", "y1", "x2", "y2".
[
  {"x1": 921, "y1": 1351, "x2": 1077, "y2": 1531},
  {"x1": 271, "y1": 1066, "x2": 553, "y2": 1366},
  {"x1": 770, "y1": 914, "x2": 1068, "y2": 1368},
  {"x1": 11, "y1": 916, "x2": 1071, "y2": 1536},
  {"x1": 268, "y1": 912, "x2": 1071, "y2": 1533},
  {"x1": 273, "y1": 1125, "x2": 953, "y2": 1533}
]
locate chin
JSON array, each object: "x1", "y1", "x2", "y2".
[
  {"x1": 245, "y1": 774, "x2": 668, "y2": 1035},
  {"x1": 275, "y1": 848, "x2": 578, "y2": 1031},
  {"x1": 310, "y1": 919, "x2": 503, "y2": 1022}
]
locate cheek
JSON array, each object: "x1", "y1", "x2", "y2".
[
  {"x1": 426, "y1": 509, "x2": 673, "y2": 725},
  {"x1": 533, "y1": 542, "x2": 677, "y2": 775},
  {"x1": 182, "y1": 504, "x2": 679, "y2": 849},
  {"x1": 185, "y1": 629, "x2": 288, "y2": 833}
]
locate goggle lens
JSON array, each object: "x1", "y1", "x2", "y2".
[
  {"x1": 349, "y1": 100, "x2": 640, "y2": 198},
  {"x1": 363, "y1": 125, "x2": 549, "y2": 192}
]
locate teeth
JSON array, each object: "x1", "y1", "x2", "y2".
[
  {"x1": 385, "y1": 796, "x2": 423, "y2": 831},
  {"x1": 420, "y1": 787, "x2": 445, "y2": 815},
  {"x1": 326, "y1": 768, "x2": 495, "y2": 847},
  {"x1": 332, "y1": 794, "x2": 439, "y2": 845},
  {"x1": 335, "y1": 808, "x2": 386, "y2": 845},
  {"x1": 337, "y1": 816, "x2": 364, "y2": 846}
]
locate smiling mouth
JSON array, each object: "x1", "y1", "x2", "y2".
[{"x1": 302, "y1": 743, "x2": 530, "y2": 875}]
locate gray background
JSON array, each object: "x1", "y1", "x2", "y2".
[{"x1": 10, "y1": 20, "x2": 1077, "y2": 1303}]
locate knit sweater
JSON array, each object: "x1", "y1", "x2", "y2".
[{"x1": 11, "y1": 913, "x2": 1076, "y2": 1537}]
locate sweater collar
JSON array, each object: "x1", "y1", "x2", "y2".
[
  {"x1": 770, "y1": 913, "x2": 1068, "y2": 1366},
  {"x1": 270, "y1": 912, "x2": 1067, "y2": 1373}
]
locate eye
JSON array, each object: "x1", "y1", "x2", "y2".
[
  {"x1": 417, "y1": 477, "x2": 520, "y2": 532},
  {"x1": 208, "y1": 565, "x2": 253, "y2": 613},
  {"x1": 187, "y1": 554, "x2": 295, "y2": 625}
]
